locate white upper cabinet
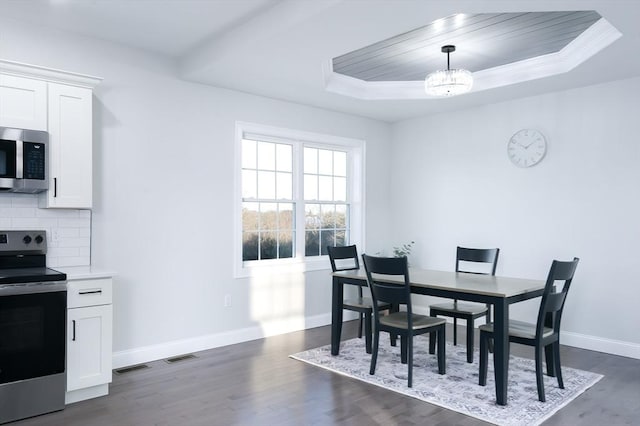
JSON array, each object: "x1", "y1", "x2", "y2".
[
  {"x1": 0, "y1": 74, "x2": 47, "y2": 131},
  {"x1": 0, "y1": 59, "x2": 101, "y2": 209},
  {"x1": 43, "y1": 83, "x2": 93, "y2": 209}
]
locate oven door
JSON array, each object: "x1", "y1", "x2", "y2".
[{"x1": 0, "y1": 286, "x2": 66, "y2": 384}]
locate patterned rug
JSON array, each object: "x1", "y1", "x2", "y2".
[{"x1": 290, "y1": 336, "x2": 602, "y2": 426}]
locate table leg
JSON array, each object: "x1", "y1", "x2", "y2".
[
  {"x1": 331, "y1": 276, "x2": 344, "y2": 356},
  {"x1": 493, "y1": 299, "x2": 509, "y2": 406}
]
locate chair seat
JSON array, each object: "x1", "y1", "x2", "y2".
[
  {"x1": 380, "y1": 312, "x2": 446, "y2": 330},
  {"x1": 479, "y1": 319, "x2": 554, "y2": 339},
  {"x1": 430, "y1": 302, "x2": 488, "y2": 315},
  {"x1": 343, "y1": 297, "x2": 391, "y2": 310}
]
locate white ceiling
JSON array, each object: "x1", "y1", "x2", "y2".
[{"x1": 1, "y1": 0, "x2": 640, "y2": 122}]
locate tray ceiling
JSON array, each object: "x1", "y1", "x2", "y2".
[
  {"x1": 324, "y1": 10, "x2": 620, "y2": 100},
  {"x1": 333, "y1": 11, "x2": 602, "y2": 82}
]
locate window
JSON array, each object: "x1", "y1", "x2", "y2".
[
  {"x1": 235, "y1": 122, "x2": 364, "y2": 276},
  {"x1": 303, "y1": 147, "x2": 349, "y2": 256},
  {"x1": 241, "y1": 140, "x2": 294, "y2": 261}
]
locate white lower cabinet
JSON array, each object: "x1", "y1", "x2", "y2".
[{"x1": 66, "y1": 277, "x2": 113, "y2": 404}]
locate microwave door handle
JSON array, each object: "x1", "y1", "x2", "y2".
[{"x1": 15, "y1": 140, "x2": 23, "y2": 179}]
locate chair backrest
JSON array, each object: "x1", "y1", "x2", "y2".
[
  {"x1": 536, "y1": 257, "x2": 580, "y2": 338},
  {"x1": 456, "y1": 246, "x2": 500, "y2": 275},
  {"x1": 327, "y1": 245, "x2": 360, "y2": 272},
  {"x1": 361, "y1": 254, "x2": 413, "y2": 317}
]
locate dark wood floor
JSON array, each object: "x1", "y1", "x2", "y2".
[{"x1": 14, "y1": 322, "x2": 640, "y2": 426}]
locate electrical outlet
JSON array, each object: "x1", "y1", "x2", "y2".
[
  {"x1": 224, "y1": 294, "x2": 232, "y2": 308},
  {"x1": 51, "y1": 228, "x2": 60, "y2": 243}
]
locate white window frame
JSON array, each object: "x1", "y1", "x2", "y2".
[{"x1": 234, "y1": 121, "x2": 365, "y2": 278}]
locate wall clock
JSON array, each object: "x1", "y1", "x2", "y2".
[{"x1": 507, "y1": 129, "x2": 547, "y2": 168}]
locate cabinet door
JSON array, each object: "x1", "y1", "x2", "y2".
[
  {"x1": 44, "y1": 83, "x2": 92, "y2": 208},
  {"x1": 67, "y1": 304, "x2": 113, "y2": 392},
  {"x1": 0, "y1": 74, "x2": 47, "y2": 130}
]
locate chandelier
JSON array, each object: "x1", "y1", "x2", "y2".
[{"x1": 425, "y1": 45, "x2": 473, "y2": 97}]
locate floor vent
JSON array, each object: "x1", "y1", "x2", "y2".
[
  {"x1": 165, "y1": 354, "x2": 197, "y2": 363},
  {"x1": 114, "y1": 364, "x2": 150, "y2": 375}
]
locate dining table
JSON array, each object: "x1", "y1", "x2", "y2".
[{"x1": 331, "y1": 267, "x2": 552, "y2": 406}]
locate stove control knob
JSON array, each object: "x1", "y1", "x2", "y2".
[
  {"x1": 35, "y1": 235, "x2": 44, "y2": 244},
  {"x1": 23, "y1": 235, "x2": 32, "y2": 244}
]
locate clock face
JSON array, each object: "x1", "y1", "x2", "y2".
[{"x1": 507, "y1": 129, "x2": 546, "y2": 168}]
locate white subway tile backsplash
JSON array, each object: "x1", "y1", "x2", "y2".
[
  {"x1": 11, "y1": 195, "x2": 38, "y2": 207},
  {"x1": 58, "y1": 237, "x2": 90, "y2": 248},
  {"x1": 11, "y1": 218, "x2": 39, "y2": 228},
  {"x1": 36, "y1": 218, "x2": 59, "y2": 229},
  {"x1": 48, "y1": 247, "x2": 80, "y2": 257},
  {"x1": 59, "y1": 227, "x2": 80, "y2": 237},
  {"x1": 56, "y1": 256, "x2": 90, "y2": 267},
  {"x1": 0, "y1": 194, "x2": 91, "y2": 267},
  {"x1": 58, "y1": 217, "x2": 89, "y2": 228},
  {"x1": 10, "y1": 208, "x2": 37, "y2": 218}
]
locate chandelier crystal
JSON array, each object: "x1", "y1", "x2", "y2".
[{"x1": 425, "y1": 45, "x2": 473, "y2": 97}]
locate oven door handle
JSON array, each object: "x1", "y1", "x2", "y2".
[{"x1": 72, "y1": 319, "x2": 76, "y2": 341}]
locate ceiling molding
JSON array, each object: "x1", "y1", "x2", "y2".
[
  {"x1": 323, "y1": 17, "x2": 622, "y2": 100},
  {"x1": 0, "y1": 59, "x2": 102, "y2": 88}
]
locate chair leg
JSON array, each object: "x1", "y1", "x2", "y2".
[
  {"x1": 453, "y1": 317, "x2": 458, "y2": 345},
  {"x1": 400, "y1": 336, "x2": 408, "y2": 364},
  {"x1": 369, "y1": 330, "x2": 379, "y2": 376},
  {"x1": 358, "y1": 313, "x2": 364, "y2": 338},
  {"x1": 428, "y1": 312, "x2": 437, "y2": 354},
  {"x1": 466, "y1": 318, "x2": 474, "y2": 364},
  {"x1": 437, "y1": 326, "x2": 446, "y2": 375},
  {"x1": 364, "y1": 312, "x2": 372, "y2": 354},
  {"x1": 390, "y1": 304, "x2": 398, "y2": 347},
  {"x1": 553, "y1": 341, "x2": 564, "y2": 389},
  {"x1": 479, "y1": 331, "x2": 488, "y2": 386},
  {"x1": 407, "y1": 334, "x2": 413, "y2": 387},
  {"x1": 535, "y1": 344, "x2": 546, "y2": 402},
  {"x1": 428, "y1": 330, "x2": 436, "y2": 355}
]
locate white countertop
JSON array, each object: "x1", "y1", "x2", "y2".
[{"x1": 55, "y1": 266, "x2": 116, "y2": 281}]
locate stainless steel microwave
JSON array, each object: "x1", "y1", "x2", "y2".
[{"x1": 0, "y1": 126, "x2": 48, "y2": 193}]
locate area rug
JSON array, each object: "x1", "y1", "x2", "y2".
[{"x1": 290, "y1": 336, "x2": 602, "y2": 426}]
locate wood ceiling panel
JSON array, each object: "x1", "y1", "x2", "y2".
[{"x1": 333, "y1": 11, "x2": 601, "y2": 82}]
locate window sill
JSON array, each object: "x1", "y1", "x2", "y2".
[{"x1": 234, "y1": 256, "x2": 330, "y2": 278}]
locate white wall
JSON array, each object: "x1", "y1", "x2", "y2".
[
  {"x1": 0, "y1": 19, "x2": 392, "y2": 365},
  {"x1": 391, "y1": 77, "x2": 640, "y2": 358}
]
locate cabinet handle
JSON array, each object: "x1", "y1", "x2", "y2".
[
  {"x1": 72, "y1": 319, "x2": 76, "y2": 341},
  {"x1": 54, "y1": 177, "x2": 57, "y2": 197},
  {"x1": 79, "y1": 290, "x2": 102, "y2": 295}
]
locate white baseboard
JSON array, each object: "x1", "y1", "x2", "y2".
[
  {"x1": 415, "y1": 305, "x2": 640, "y2": 359},
  {"x1": 112, "y1": 311, "x2": 640, "y2": 369},
  {"x1": 560, "y1": 331, "x2": 640, "y2": 360},
  {"x1": 112, "y1": 312, "x2": 332, "y2": 369}
]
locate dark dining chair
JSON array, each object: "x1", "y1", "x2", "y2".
[
  {"x1": 362, "y1": 254, "x2": 446, "y2": 388},
  {"x1": 327, "y1": 245, "x2": 391, "y2": 354},
  {"x1": 429, "y1": 246, "x2": 500, "y2": 363},
  {"x1": 478, "y1": 257, "x2": 580, "y2": 402}
]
